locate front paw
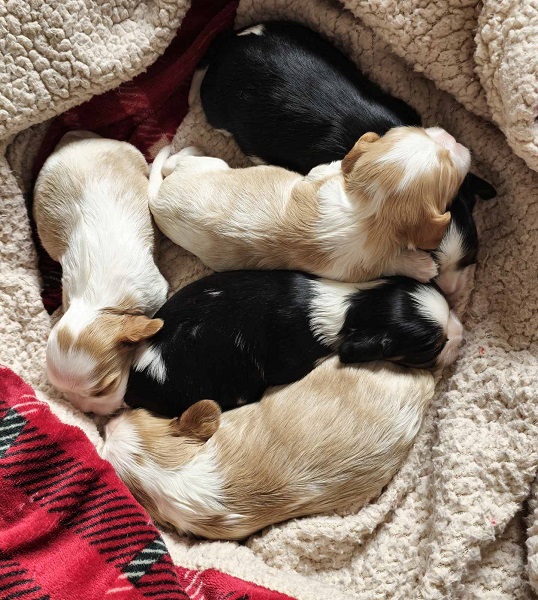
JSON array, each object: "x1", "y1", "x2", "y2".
[
  {"x1": 162, "y1": 147, "x2": 205, "y2": 176},
  {"x1": 402, "y1": 250, "x2": 439, "y2": 282},
  {"x1": 178, "y1": 146, "x2": 205, "y2": 157}
]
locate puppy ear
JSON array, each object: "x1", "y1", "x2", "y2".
[
  {"x1": 414, "y1": 211, "x2": 451, "y2": 250},
  {"x1": 120, "y1": 316, "x2": 164, "y2": 344},
  {"x1": 338, "y1": 336, "x2": 387, "y2": 363},
  {"x1": 176, "y1": 400, "x2": 221, "y2": 441},
  {"x1": 464, "y1": 172, "x2": 496, "y2": 201},
  {"x1": 341, "y1": 132, "x2": 380, "y2": 176}
]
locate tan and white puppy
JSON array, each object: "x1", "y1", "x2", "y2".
[
  {"x1": 103, "y1": 357, "x2": 435, "y2": 540},
  {"x1": 34, "y1": 132, "x2": 168, "y2": 415},
  {"x1": 149, "y1": 126, "x2": 471, "y2": 283}
]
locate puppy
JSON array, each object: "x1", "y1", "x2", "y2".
[
  {"x1": 126, "y1": 271, "x2": 463, "y2": 417},
  {"x1": 103, "y1": 358, "x2": 435, "y2": 540},
  {"x1": 149, "y1": 126, "x2": 470, "y2": 283},
  {"x1": 193, "y1": 20, "x2": 496, "y2": 302},
  {"x1": 33, "y1": 131, "x2": 168, "y2": 415},
  {"x1": 434, "y1": 179, "x2": 480, "y2": 304}
]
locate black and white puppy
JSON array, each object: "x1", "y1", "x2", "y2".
[
  {"x1": 193, "y1": 21, "x2": 496, "y2": 302},
  {"x1": 125, "y1": 271, "x2": 462, "y2": 417}
]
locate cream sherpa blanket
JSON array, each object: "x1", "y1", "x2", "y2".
[{"x1": 2, "y1": 0, "x2": 538, "y2": 598}]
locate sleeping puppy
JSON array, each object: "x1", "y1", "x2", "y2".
[
  {"x1": 103, "y1": 357, "x2": 435, "y2": 540},
  {"x1": 33, "y1": 131, "x2": 168, "y2": 415},
  {"x1": 434, "y1": 178, "x2": 480, "y2": 304},
  {"x1": 125, "y1": 271, "x2": 463, "y2": 417},
  {"x1": 193, "y1": 20, "x2": 496, "y2": 302},
  {"x1": 149, "y1": 126, "x2": 471, "y2": 283}
]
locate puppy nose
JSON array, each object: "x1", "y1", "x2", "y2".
[{"x1": 425, "y1": 127, "x2": 457, "y2": 150}]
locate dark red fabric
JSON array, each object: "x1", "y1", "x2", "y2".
[
  {"x1": 30, "y1": 0, "x2": 239, "y2": 315},
  {"x1": 0, "y1": 364, "x2": 296, "y2": 600}
]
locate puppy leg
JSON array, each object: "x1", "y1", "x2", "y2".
[
  {"x1": 188, "y1": 67, "x2": 208, "y2": 107},
  {"x1": 384, "y1": 250, "x2": 439, "y2": 282},
  {"x1": 305, "y1": 161, "x2": 342, "y2": 182},
  {"x1": 163, "y1": 153, "x2": 230, "y2": 178}
]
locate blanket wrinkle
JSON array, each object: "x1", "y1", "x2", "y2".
[
  {"x1": 2, "y1": 0, "x2": 538, "y2": 598},
  {"x1": 0, "y1": 0, "x2": 190, "y2": 142}
]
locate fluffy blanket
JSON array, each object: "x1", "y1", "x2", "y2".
[{"x1": 2, "y1": 0, "x2": 538, "y2": 598}]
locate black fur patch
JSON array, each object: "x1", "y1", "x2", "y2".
[{"x1": 125, "y1": 272, "x2": 447, "y2": 417}]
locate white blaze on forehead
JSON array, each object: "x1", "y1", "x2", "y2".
[
  {"x1": 410, "y1": 285, "x2": 450, "y2": 330},
  {"x1": 435, "y1": 222, "x2": 465, "y2": 271},
  {"x1": 376, "y1": 131, "x2": 440, "y2": 192},
  {"x1": 46, "y1": 328, "x2": 98, "y2": 388},
  {"x1": 133, "y1": 343, "x2": 167, "y2": 384}
]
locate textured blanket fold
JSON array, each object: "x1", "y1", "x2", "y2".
[{"x1": 2, "y1": 0, "x2": 538, "y2": 597}]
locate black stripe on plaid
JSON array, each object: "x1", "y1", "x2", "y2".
[
  {"x1": 0, "y1": 400, "x2": 186, "y2": 598},
  {"x1": 0, "y1": 557, "x2": 49, "y2": 600}
]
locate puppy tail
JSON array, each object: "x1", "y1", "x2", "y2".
[{"x1": 149, "y1": 145, "x2": 172, "y2": 201}]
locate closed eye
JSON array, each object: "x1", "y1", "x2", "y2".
[{"x1": 94, "y1": 380, "x2": 119, "y2": 398}]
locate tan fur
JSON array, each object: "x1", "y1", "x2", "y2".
[
  {"x1": 34, "y1": 135, "x2": 152, "y2": 261},
  {"x1": 150, "y1": 127, "x2": 469, "y2": 282},
  {"x1": 103, "y1": 358, "x2": 435, "y2": 540},
  {"x1": 344, "y1": 129, "x2": 460, "y2": 252},
  {"x1": 34, "y1": 132, "x2": 168, "y2": 414},
  {"x1": 341, "y1": 131, "x2": 380, "y2": 175},
  {"x1": 56, "y1": 326, "x2": 74, "y2": 353}
]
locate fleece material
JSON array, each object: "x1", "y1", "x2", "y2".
[{"x1": 2, "y1": 0, "x2": 538, "y2": 597}]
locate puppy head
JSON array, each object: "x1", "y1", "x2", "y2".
[
  {"x1": 103, "y1": 401, "x2": 221, "y2": 467},
  {"x1": 342, "y1": 126, "x2": 471, "y2": 250},
  {"x1": 46, "y1": 309, "x2": 163, "y2": 415},
  {"x1": 434, "y1": 191, "x2": 479, "y2": 306},
  {"x1": 339, "y1": 279, "x2": 463, "y2": 369},
  {"x1": 102, "y1": 401, "x2": 221, "y2": 526}
]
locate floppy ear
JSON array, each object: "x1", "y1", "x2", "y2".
[
  {"x1": 341, "y1": 132, "x2": 380, "y2": 176},
  {"x1": 414, "y1": 211, "x2": 451, "y2": 250},
  {"x1": 120, "y1": 316, "x2": 164, "y2": 344},
  {"x1": 338, "y1": 335, "x2": 388, "y2": 364},
  {"x1": 464, "y1": 172, "x2": 496, "y2": 201},
  {"x1": 176, "y1": 400, "x2": 221, "y2": 441}
]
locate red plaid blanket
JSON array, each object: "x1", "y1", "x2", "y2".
[
  {"x1": 31, "y1": 0, "x2": 239, "y2": 314},
  {"x1": 0, "y1": 365, "x2": 295, "y2": 600}
]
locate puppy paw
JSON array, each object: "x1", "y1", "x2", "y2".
[
  {"x1": 179, "y1": 146, "x2": 205, "y2": 157},
  {"x1": 399, "y1": 250, "x2": 439, "y2": 282},
  {"x1": 161, "y1": 147, "x2": 204, "y2": 176}
]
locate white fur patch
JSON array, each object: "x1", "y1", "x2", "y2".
[
  {"x1": 425, "y1": 127, "x2": 471, "y2": 179},
  {"x1": 410, "y1": 285, "x2": 450, "y2": 330},
  {"x1": 314, "y1": 177, "x2": 377, "y2": 279},
  {"x1": 237, "y1": 24, "x2": 265, "y2": 36},
  {"x1": 215, "y1": 128, "x2": 233, "y2": 138},
  {"x1": 188, "y1": 67, "x2": 208, "y2": 107},
  {"x1": 434, "y1": 223, "x2": 473, "y2": 302},
  {"x1": 309, "y1": 279, "x2": 383, "y2": 347},
  {"x1": 102, "y1": 417, "x2": 232, "y2": 533},
  {"x1": 133, "y1": 343, "x2": 167, "y2": 384},
  {"x1": 377, "y1": 131, "x2": 440, "y2": 192},
  {"x1": 248, "y1": 155, "x2": 266, "y2": 166},
  {"x1": 435, "y1": 222, "x2": 465, "y2": 272},
  {"x1": 437, "y1": 310, "x2": 463, "y2": 367},
  {"x1": 305, "y1": 161, "x2": 342, "y2": 182}
]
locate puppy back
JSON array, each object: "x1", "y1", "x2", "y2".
[{"x1": 34, "y1": 136, "x2": 151, "y2": 260}]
